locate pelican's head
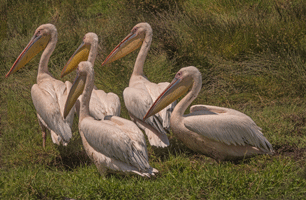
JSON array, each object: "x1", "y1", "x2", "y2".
[
  {"x1": 61, "y1": 32, "x2": 98, "y2": 77},
  {"x1": 101, "y1": 22, "x2": 152, "y2": 66},
  {"x1": 5, "y1": 24, "x2": 57, "y2": 78},
  {"x1": 144, "y1": 66, "x2": 200, "y2": 120},
  {"x1": 63, "y1": 61, "x2": 94, "y2": 119}
]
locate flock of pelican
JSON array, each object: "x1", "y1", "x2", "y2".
[{"x1": 5, "y1": 23, "x2": 273, "y2": 177}]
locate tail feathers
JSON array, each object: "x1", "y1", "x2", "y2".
[
  {"x1": 259, "y1": 135, "x2": 274, "y2": 154},
  {"x1": 131, "y1": 167, "x2": 159, "y2": 178},
  {"x1": 145, "y1": 128, "x2": 169, "y2": 148},
  {"x1": 50, "y1": 131, "x2": 68, "y2": 146},
  {"x1": 56, "y1": 121, "x2": 72, "y2": 144},
  {"x1": 129, "y1": 143, "x2": 151, "y2": 171},
  {"x1": 50, "y1": 131, "x2": 61, "y2": 145},
  {"x1": 130, "y1": 112, "x2": 169, "y2": 148}
]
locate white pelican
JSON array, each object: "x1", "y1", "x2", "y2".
[
  {"x1": 144, "y1": 66, "x2": 273, "y2": 161},
  {"x1": 63, "y1": 61, "x2": 158, "y2": 177},
  {"x1": 5, "y1": 24, "x2": 75, "y2": 148},
  {"x1": 61, "y1": 32, "x2": 120, "y2": 120},
  {"x1": 102, "y1": 22, "x2": 175, "y2": 148}
]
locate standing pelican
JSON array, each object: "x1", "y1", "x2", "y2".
[
  {"x1": 144, "y1": 66, "x2": 273, "y2": 161},
  {"x1": 64, "y1": 61, "x2": 158, "y2": 177},
  {"x1": 5, "y1": 24, "x2": 75, "y2": 147},
  {"x1": 102, "y1": 22, "x2": 175, "y2": 148},
  {"x1": 61, "y1": 32, "x2": 120, "y2": 120}
]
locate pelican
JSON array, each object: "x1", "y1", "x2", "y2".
[
  {"x1": 63, "y1": 61, "x2": 158, "y2": 177},
  {"x1": 5, "y1": 24, "x2": 75, "y2": 148},
  {"x1": 102, "y1": 22, "x2": 175, "y2": 148},
  {"x1": 61, "y1": 32, "x2": 120, "y2": 120},
  {"x1": 144, "y1": 66, "x2": 273, "y2": 161}
]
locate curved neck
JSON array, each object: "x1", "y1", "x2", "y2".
[
  {"x1": 37, "y1": 35, "x2": 57, "y2": 81},
  {"x1": 132, "y1": 33, "x2": 152, "y2": 76},
  {"x1": 79, "y1": 68, "x2": 95, "y2": 121},
  {"x1": 173, "y1": 74, "x2": 202, "y2": 117},
  {"x1": 88, "y1": 40, "x2": 98, "y2": 65}
]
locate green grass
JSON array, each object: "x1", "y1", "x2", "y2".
[{"x1": 1, "y1": 0, "x2": 306, "y2": 199}]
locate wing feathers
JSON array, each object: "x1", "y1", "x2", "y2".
[
  {"x1": 81, "y1": 118, "x2": 150, "y2": 171},
  {"x1": 31, "y1": 83, "x2": 72, "y2": 143},
  {"x1": 184, "y1": 106, "x2": 273, "y2": 153},
  {"x1": 123, "y1": 87, "x2": 169, "y2": 147}
]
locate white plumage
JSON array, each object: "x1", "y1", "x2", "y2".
[
  {"x1": 6, "y1": 24, "x2": 75, "y2": 147},
  {"x1": 64, "y1": 61, "x2": 157, "y2": 177},
  {"x1": 145, "y1": 66, "x2": 273, "y2": 161},
  {"x1": 102, "y1": 22, "x2": 176, "y2": 147},
  {"x1": 61, "y1": 32, "x2": 121, "y2": 120},
  {"x1": 185, "y1": 105, "x2": 272, "y2": 151}
]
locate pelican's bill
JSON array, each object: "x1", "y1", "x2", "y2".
[
  {"x1": 61, "y1": 42, "x2": 91, "y2": 77},
  {"x1": 102, "y1": 32, "x2": 143, "y2": 66},
  {"x1": 144, "y1": 76, "x2": 193, "y2": 120},
  {"x1": 6, "y1": 34, "x2": 51, "y2": 77}
]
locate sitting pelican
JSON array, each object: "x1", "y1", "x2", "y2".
[
  {"x1": 5, "y1": 24, "x2": 75, "y2": 148},
  {"x1": 63, "y1": 61, "x2": 158, "y2": 177},
  {"x1": 144, "y1": 66, "x2": 273, "y2": 161},
  {"x1": 61, "y1": 32, "x2": 120, "y2": 120},
  {"x1": 102, "y1": 22, "x2": 175, "y2": 148}
]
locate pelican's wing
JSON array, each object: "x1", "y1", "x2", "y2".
[
  {"x1": 93, "y1": 87, "x2": 121, "y2": 116},
  {"x1": 123, "y1": 87, "x2": 166, "y2": 135},
  {"x1": 145, "y1": 81, "x2": 176, "y2": 130},
  {"x1": 88, "y1": 90, "x2": 107, "y2": 120},
  {"x1": 31, "y1": 82, "x2": 72, "y2": 143},
  {"x1": 123, "y1": 86, "x2": 169, "y2": 147},
  {"x1": 80, "y1": 117, "x2": 151, "y2": 171},
  {"x1": 184, "y1": 105, "x2": 273, "y2": 152},
  {"x1": 105, "y1": 92, "x2": 121, "y2": 116},
  {"x1": 104, "y1": 115, "x2": 148, "y2": 160}
]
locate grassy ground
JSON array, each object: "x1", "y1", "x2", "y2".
[{"x1": 1, "y1": 0, "x2": 306, "y2": 199}]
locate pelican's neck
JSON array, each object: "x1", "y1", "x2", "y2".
[
  {"x1": 37, "y1": 35, "x2": 57, "y2": 82},
  {"x1": 132, "y1": 32, "x2": 152, "y2": 76},
  {"x1": 173, "y1": 74, "x2": 202, "y2": 117},
  {"x1": 79, "y1": 68, "x2": 95, "y2": 121},
  {"x1": 88, "y1": 40, "x2": 98, "y2": 66}
]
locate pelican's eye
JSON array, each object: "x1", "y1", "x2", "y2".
[
  {"x1": 35, "y1": 30, "x2": 41, "y2": 37},
  {"x1": 131, "y1": 27, "x2": 138, "y2": 34},
  {"x1": 175, "y1": 71, "x2": 182, "y2": 79}
]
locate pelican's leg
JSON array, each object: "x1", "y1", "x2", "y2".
[{"x1": 37, "y1": 114, "x2": 47, "y2": 148}]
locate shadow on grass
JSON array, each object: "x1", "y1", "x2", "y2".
[
  {"x1": 150, "y1": 135, "x2": 196, "y2": 162},
  {"x1": 47, "y1": 136, "x2": 92, "y2": 171},
  {"x1": 51, "y1": 149, "x2": 92, "y2": 171},
  {"x1": 273, "y1": 143, "x2": 306, "y2": 161}
]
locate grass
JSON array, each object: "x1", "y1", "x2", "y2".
[{"x1": 1, "y1": 0, "x2": 306, "y2": 199}]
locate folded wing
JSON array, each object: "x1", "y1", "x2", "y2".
[{"x1": 185, "y1": 105, "x2": 273, "y2": 152}]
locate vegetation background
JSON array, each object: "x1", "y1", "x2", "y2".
[{"x1": 1, "y1": 0, "x2": 306, "y2": 199}]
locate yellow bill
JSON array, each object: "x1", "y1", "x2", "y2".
[
  {"x1": 6, "y1": 34, "x2": 51, "y2": 78},
  {"x1": 144, "y1": 76, "x2": 193, "y2": 120},
  {"x1": 61, "y1": 42, "x2": 91, "y2": 77},
  {"x1": 63, "y1": 72, "x2": 86, "y2": 119},
  {"x1": 101, "y1": 32, "x2": 144, "y2": 66}
]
